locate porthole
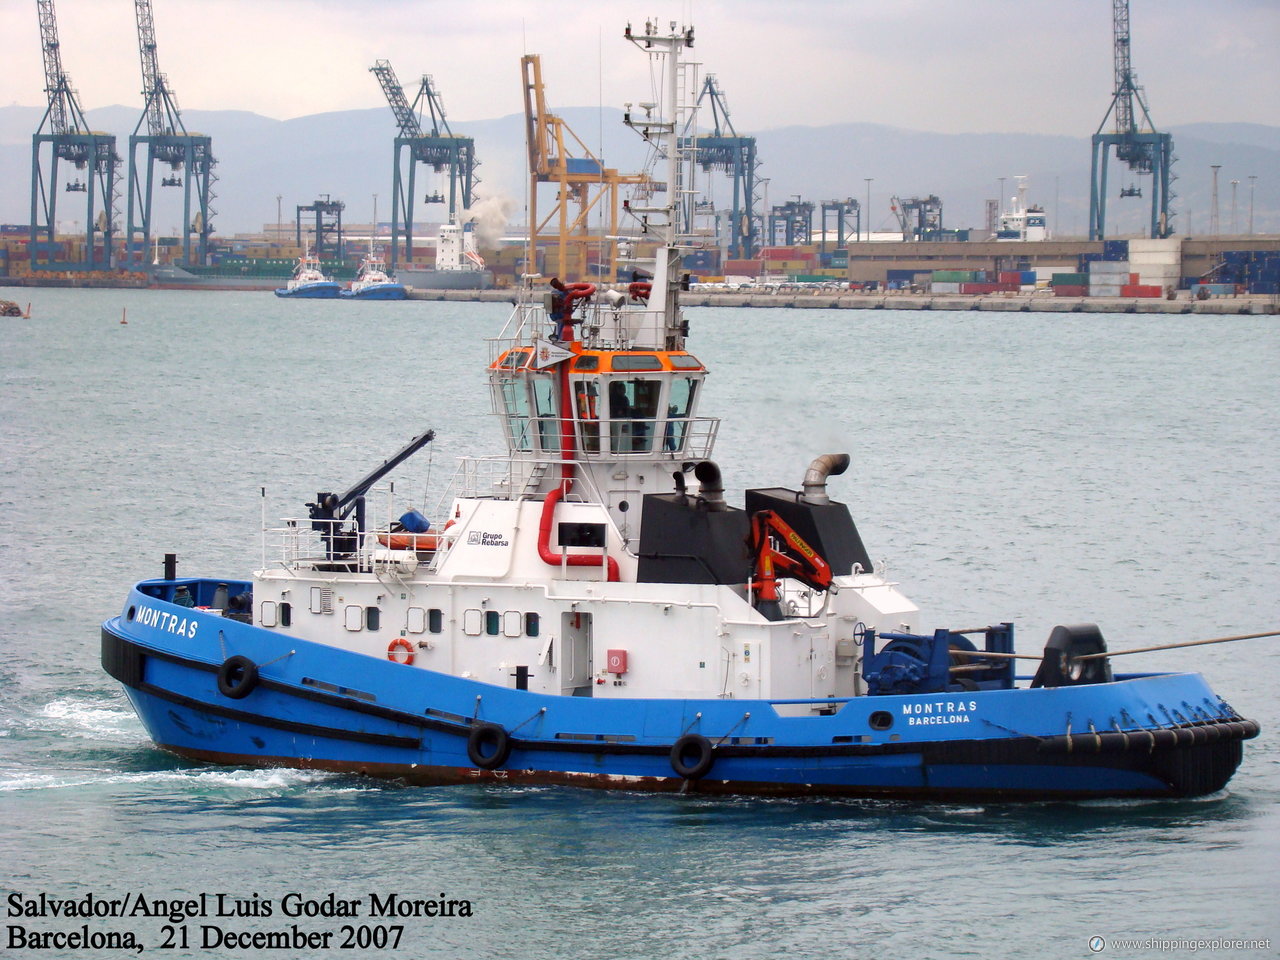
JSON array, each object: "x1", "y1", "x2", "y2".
[
  {"x1": 485, "y1": 611, "x2": 501, "y2": 636},
  {"x1": 279, "y1": 602, "x2": 292, "y2": 627},
  {"x1": 525, "y1": 612, "x2": 540, "y2": 637},
  {"x1": 868, "y1": 710, "x2": 894, "y2": 731},
  {"x1": 126, "y1": 606, "x2": 137, "y2": 621},
  {"x1": 428, "y1": 608, "x2": 443, "y2": 634}
]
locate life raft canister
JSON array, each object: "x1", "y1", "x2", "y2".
[{"x1": 387, "y1": 637, "x2": 415, "y2": 666}]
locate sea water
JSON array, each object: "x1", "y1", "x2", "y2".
[{"x1": 1, "y1": 290, "x2": 1277, "y2": 958}]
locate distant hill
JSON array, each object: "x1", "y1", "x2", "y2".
[{"x1": 2, "y1": 105, "x2": 1275, "y2": 239}]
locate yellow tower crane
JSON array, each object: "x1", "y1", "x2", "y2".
[{"x1": 521, "y1": 54, "x2": 648, "y2": 281}]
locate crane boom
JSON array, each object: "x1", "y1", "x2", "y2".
[
  {"x1": 371, "y1": 60, "x2": 423, "y2": 139},
  {"x1": 133, "y1": 0, "x2": 183, "y2": 138},
  {"x1": 36, "y1": 0, "x2": 86, "y2": 138}
]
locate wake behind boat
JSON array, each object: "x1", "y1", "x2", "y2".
[
  {"x1": 103, "y1": 22, "x2": 1258, "y2": 801},
  {"x1": 274, "y1": 255, "x2": 341, "y2": 299}
]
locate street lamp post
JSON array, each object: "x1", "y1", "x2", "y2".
[
  {"x1": 1247, "y1": 176, "x2": 1257, "y2": 235},
  {"x1": 864, "y1": 178, "x2": 873, "y2": 241}
]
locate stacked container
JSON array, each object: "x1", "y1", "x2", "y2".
[
  {"x1": 1088, "y1": 260, "x2": 1129, "y2": 297},
  {"x1": 1128, "y1": 238, "x2": 1181, "y2": 294}
]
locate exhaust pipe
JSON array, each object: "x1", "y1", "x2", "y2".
[
  {"x1": 694, "y1": 460, "x2": 726, "y2": 511},
  {"x1": 801, "y1": 453, "x2": 850, "y2": 504}
]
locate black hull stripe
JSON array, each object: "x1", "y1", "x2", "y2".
[{"x1": 136, "y1": 681, "x2": 421, "y2": 750}]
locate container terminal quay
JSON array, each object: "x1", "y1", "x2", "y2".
[
  {"x1": 4, "y1": 228, "x2": 1276, "y2": 315},
  {"x1": 10, "y1": 1, "x2": 1277, "y2": 314}
]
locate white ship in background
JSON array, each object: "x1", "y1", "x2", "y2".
[
  {"x1": 400, "y1": 218, "x2": 494, "y2": 290},
  {"x1": 994, "y1": 177, "x2": 1050, "y2": 241}
]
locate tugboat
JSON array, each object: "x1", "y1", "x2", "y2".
[
  {"x1": 273, "y1": 253, "x2": 342, "y2": 299},
  {"x1": 340, "y1": 254, "x2": 409, "y2": 300},
  {"x1": 103, "y1": 22, "x2": 1258, "y2": 800}
]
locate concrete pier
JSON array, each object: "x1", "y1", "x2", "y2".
[{"x1": 402, "y1": 286, "x2": 1277, "y2": 315}]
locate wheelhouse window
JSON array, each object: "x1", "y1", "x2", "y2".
[
  {"x1": 530, "y1": 375, "x2": 560, "y2": 453},
  {"x1": 609, "y1": 378, "x2": 662, "y2": 453},
  {"x1": 574, "y1": 380, "x2": 601, "y2": 453},
  {"x1": 497, "y1": 378, "x2": 533, "y2": 451},
  {"x1": 664, "y1": 377, "x2": 699, "y2": 451}
]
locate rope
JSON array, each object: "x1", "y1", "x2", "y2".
[{"x1": 1073, "y1": 629, "x2": 1280, "y2": 662}]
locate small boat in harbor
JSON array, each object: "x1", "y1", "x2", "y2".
[
  {"x1": 274, "y1": 255, "x2": 341, "y2": 299},
  {"x1": 340, "y1": 255, "x2": 409, "y2": 300},
  {"x1": 103, "y1": 21, "x2": 1259, "y2": 801}
]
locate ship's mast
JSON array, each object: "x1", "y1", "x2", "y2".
[{"x1": 623, "y1": 20, "x2": 696, "y2": 348}]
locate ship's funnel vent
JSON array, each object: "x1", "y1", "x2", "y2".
[{"x1": 801, "y1": 453, "x2": 850, "y2": 505}]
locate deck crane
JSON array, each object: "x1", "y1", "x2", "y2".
[
  {"x1": 522, "y1": 53, "x2": 648, "y2": 281},
  {"x1": 889, "y1": 195, "x2": 943, "y2": 241},
  {"x1": 124, "y1": 0, "x2": 216, "y2": 266},
  {"x1": 370, "y1": 60, "x2": 476, "y2": 271},
  {"x1": 684, "y1": 75, "x2": 759, "y2": 259},
  {"x1": 1088, "y1": 0, "x2": 1174, "y2": 240},
  {"x1": 29, "y1": 0, "x2": 119, "y2": 272}
]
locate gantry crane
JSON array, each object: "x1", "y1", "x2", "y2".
[
  {"x1": 820, "y1": 199, "x2": 859, "y2": 254},
  {"x1": 1089, "y1": 0, "x2": 1174, "y2": 239},
  {"x1": 522, "y1": 53, "x2": 647, "y2": 280},
  {"x1": 767, "y1": 199, "x2": 813, "y2": 247},
  {"x1": 124, "y1": 0, "x2": 216, "y2": 266},
  {"x1": 371, "y1": 60, "x2": 476, "y2": 271},
  {"x1": 29, "y1": 0, "x2": 119, "y2": 272},
  {"x1": 890, "y1": 195, "x2": 943, "y2": 241},
  {"x1": 685, "y1": 75, "x2": 759, "y2": 259},
  {"x1": 295, "y1": 195, "x2": 345, "y2": 261}
]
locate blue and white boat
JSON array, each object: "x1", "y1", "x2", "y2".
[
  {"x1": 103, "y1": 22, "x2": 1258, "y2": 800},
  {"x1": 273, "y1": 255, "x2": 342, "y2": 299},
  {"x1": 340, "y1": 255, "x2": 409, "y2": 300}
]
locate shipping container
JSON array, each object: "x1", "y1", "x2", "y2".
[
  {"x1": 1051, "y1": 273, "x2": 1089, "y2": 286},
  {"x1": 1249, "y1": 281, "x2": 1279, "y2": 295},
  {"x1": 1103, "y1": 240, "x2": 1129, "y2": 260},
  {"x1": 1053, "y1": 285, "x2": 1088, "y2": 297},
  {"x1": 1120, "y1": 284, "x2": 1163, "y2": 298},
  {"x1": 1088, "y1": 260, "x2": 1130, "y2": 275}
]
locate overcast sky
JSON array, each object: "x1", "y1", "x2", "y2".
[{"x1": 6, "y1": 0, "x2": 1278, "y2": 135}]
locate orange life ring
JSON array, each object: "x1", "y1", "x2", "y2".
[
  {"x1": 387, "y1": 637, "x2": 415, "y2": 665},
  {"x1": 377, "y1": 532, "x2": 440, "y2": 551}
]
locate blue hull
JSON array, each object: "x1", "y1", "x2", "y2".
[
  {"x1": 339, "y1": 285, "x2": 408, "y2": 300},
  {"x1": 273, "y1": 282, "x2": 342, "y2": 299},
  {"x1": 102, "y1": 583, "x2": 1258, "y2": 800}
]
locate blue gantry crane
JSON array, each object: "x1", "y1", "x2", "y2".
[
  {"x1": 820, "y1": 199, "x2": 860, "y2": 254},
  {"x1": 768, "y1": 198, "x2": 813, "y2": 247},
  {"x1": 124, "y1": 0, "x2": 216, "y2": 266},
  {"x1": 1088, "y1": 0, "x2": 1175, "y2": 240},
  {"x1": 686, "y1": 75, "x2": 758, "y2": 259},
  {"x1": 295, "y1": 195, "x2": 345, "y2": 261},
  {"x1": 29, "y1": 0, "x2": 119, "y2": 272},
  {"x1": 371, "y1": 60, "x2": 476, "y2": 271}
]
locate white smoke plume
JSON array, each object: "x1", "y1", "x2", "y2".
[{"x1": 462, "y1": 187, "x2": 515, "y2": 249}]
